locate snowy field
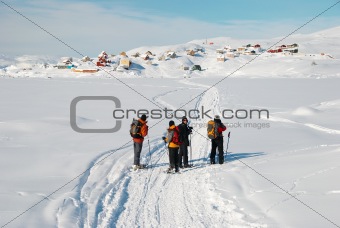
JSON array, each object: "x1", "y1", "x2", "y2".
[
  {"x1": 1, "y1": 76, "x2": 340, "y2": 228},
  {"x1": 1, "y1": 26, "x2": 340, "y2": 228}
]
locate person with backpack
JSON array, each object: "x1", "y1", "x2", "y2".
[
  {"x1": 130, "y1": 114, "x2": 148, "y2": 170},
  {"x1": 177, "y1": 116, "x2": 193, "y2": 168},
  {"x1": 162, "y1": 120, "x2": 181, "y2": 173},
  {"x1": 207, "y1": 115, "x2": 226, "y2": 164}
]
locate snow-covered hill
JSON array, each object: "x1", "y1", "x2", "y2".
[{"x1": 1, "y1": 27, "x2": 339, "y2": 79}]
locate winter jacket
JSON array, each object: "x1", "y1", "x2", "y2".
[
  {"x1": 133, "y1": 118, "x2": 148, "y2": 143},
  {"x1": 177, "y1": 123, "x2": 191, "y2": 146},
  {"x1": 165, "y1": 125, "x2": 180, "y2": 148},
  {"x1": 214, "y1": 119, "x2": 226, "y2": 137}
]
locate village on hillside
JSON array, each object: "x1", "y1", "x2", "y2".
[
  {"x1": 50, "y1": 41, "x2": 334, "y2": 74},
  {"x1": 1, "y1": 39, "x2": 336, "y2": 78}
]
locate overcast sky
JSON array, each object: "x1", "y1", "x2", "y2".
[{"x1": 1, "y1": 0, "x2": 340, "y2": 57}]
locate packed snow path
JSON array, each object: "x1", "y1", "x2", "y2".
[{"x1": 56, "y1": 80, "x2": 263, "y2": 227}]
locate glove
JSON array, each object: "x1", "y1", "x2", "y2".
[
  {"x1": 187, "y1": 126, "x2": 193, "y2": 134},
  {"x1": 162, "y1": 137, "x2": 166, "y2": 141}
]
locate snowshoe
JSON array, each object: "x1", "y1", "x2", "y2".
[
  {"x1": 166, "y1": 167, "x2": 173, "y2": 174},
  {"x1": 132, "y1": 164, "x2": 148, "y2": 171}
]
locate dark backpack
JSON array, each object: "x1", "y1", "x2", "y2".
[{"x1": 130, "y1": 119, "x2": 142, "y2": 138}]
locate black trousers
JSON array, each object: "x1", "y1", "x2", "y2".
[
  {"x1": 210, "y1": 137, "x2": 224, "y2": 164},
  {"x1": 179, "y1": 143, "x2": 189, "y2": 166},
  {"x1": 168, "y1": 147, "x2": 179, "y2": 171}
]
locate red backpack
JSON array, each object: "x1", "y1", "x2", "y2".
[{"x1": 171, "y1": 127, "x2": 182, "y2": 145}]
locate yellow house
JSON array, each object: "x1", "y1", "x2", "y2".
[
  {"x1": 217, "y1": 54, "x2": 225, "y2": 62},
  {"x1": 186, "y1": 50, "x2": 195, "y2": 56},
  {"x1": 119, "y1": 58, "x2": 131, "y2": 69}
]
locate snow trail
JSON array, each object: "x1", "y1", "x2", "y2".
[{"x1": 55, "y1": 79, "x2": 265, "y2": 227}]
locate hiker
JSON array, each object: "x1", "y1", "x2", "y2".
[
  {"x1": 178, "y1": 116, "x2": 193, "y2": 168},
  {"x1": 131, "y1": 114, "x2": 148, "y2": 170},
  {"x1": 209, "y1": 115, "x2": 226, "y2": 164},
  {"x1": 162, "y1": 120, "x2": 181, "y2": 173}
]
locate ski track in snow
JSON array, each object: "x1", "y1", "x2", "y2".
[
  {"x1": 55, "y1": 78, "x2": 264, "y2": 227},
  {"x1": 269, "y1": 116, "x2": 340, "y2": 135}
]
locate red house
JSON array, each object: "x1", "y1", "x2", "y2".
[{"x1": 96, "y1": 51, "x2": 111, "y2": 66}]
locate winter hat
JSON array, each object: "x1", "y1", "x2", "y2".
[
  {"x1": 169, "y1": 120, "x2": 175, "y2": 126},
  {"x1": 182, "y1": 116, "x2": 188, "y2": 122},
  {"x1": 141, "y1": 114, "x2": 147, "y2": 121},
  {"x1": 214, "y1": 115, "x2": 220, "y2": 120}
]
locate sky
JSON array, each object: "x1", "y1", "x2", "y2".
[{"x1": 1, "y1": 0, "x2": 340, "y2": 57}]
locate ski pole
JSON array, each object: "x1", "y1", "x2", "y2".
[
  {"x1": 164, "y1": 139, "x2": 171, "y2": 169},
  {"x1": 189, "y1": 133, "x2": 193, "y2": 166},
  {"x1": 225, "y1": 132, "x2": 231, "y2": 162},
  {"x1": 147, "y1": 136, "x2": 152, "y2": 168}
]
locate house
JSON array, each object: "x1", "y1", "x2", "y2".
[
  {"x1": 58, "y1": 64, "x2": 74, "y2": 69},
  {"x1": 195, "y1": 48, "x2": 205, "y2": 53},
  {"x1": 267, "y1": 49, "x2": 282, "y2": 53},
  {"x1": 60, "y1": 57, "x2": 72, "y2": 63},
  {"x1": 224, "y1": 45, "x2": 231, "y2": 50},
  {"x1": 140, "y1": 54, "x2": 149, "y2": 60},
  {"x1": 98, "y1": 51, "x2": 108, "y2": 59},
  {"x1": 186, "y1": 50, "x2": 196, "y2": 56},
  {"x1": 131, "y1": 52, "x2": 140, "y2": 58},
  {"x1": 55, "y1": 57, "x2": 74, "y2": 69},
  {"x1": 252, "y1": 44, "x2": 262, "y2": 52},
  {"x1": 72, "y1": 68, "x2": 98, "y2": 73},
  {"x1": 237, "y1": 47, "x2": 246, "y2": 53},
  {"x1": 56, "y1": 65, "x2": 68, "y2": 69},
  {"x1": 216, "y1": 49, "x2": 224, "y2": 54},
  {"x1": 179, "y1": 64, "x2": 190, "y2": 70},
  {"x1": 226, "y1": 52, "x2": 235, "y2": 58},
  {"x1": 286, "y1": 49, "x2": 298, "y2": 53},
  {"x1": 217, "y1": 54, "x2": 225, "y2": 62},
  {"x1": 287, "y1": 43, "x2": 299, "y2": 48},
  {"x1": 96, "y1": 51, "x2": 110, "y2": 66},
  {"x1": 191, "y1": 65, "x2": 201, "y2": 71},
  {"x1": 62, "y1": 59, "x2": 72, "y2": 65},
  {"x1": 82, "y1": 56, "x2": 91, "y2": 62},
  {"x1": 166, "y1": 51, "x2": 176, "y2": 58},
  {"x1": 158, "y1": 55, "x2": 166, "y2": 61},
  {"x1": 96, "y1": 61, "x2": 106, "y2": 67},
  {"x1": 119, "y1": 58, "x2": 131, "y2": 69},
  {"x1": 145, "y1": 51, "x2": 153, "y2": 56}
]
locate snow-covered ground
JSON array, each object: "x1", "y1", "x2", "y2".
[{"x1": 1, "y1": 27, "x2": 340, "y2": 228}]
